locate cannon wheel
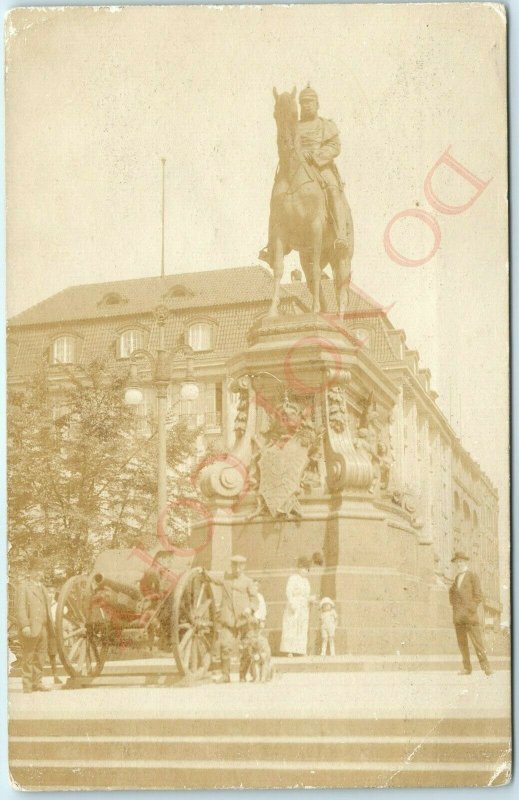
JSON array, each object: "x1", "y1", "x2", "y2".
[
  {"x1": 55, "y1": 575, "x2": 108, "y2": 678},
  {"x1": 171, "y1": 568, "x2": 217, "y2": 679}
]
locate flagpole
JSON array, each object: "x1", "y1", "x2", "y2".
[{"x1": 161, "y1": 158, "x2": 166, "y2": 278}]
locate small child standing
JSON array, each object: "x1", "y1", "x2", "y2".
[
  {"x1": 319, "y1": 597, "x2": 338, "y2": 656},
  {"x1": 253, "y1": 580, "x2": 267, "y2": 628}
]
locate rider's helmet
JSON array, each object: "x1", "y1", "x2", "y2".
[{"x1": 299, "y1": 84, "x2": 318, "y2": 104}]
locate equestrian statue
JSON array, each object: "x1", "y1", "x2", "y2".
[{"x1": 260, "y1": 85, "x2": 354, "y2": 318}]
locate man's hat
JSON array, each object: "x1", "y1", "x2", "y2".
[
  {"x1": 320, "y1": 596, "x2": 335, "y2": 607},
  {"x1": 230, "y1": 554, "x2": 247, "y2": 564},
  {"x1": 299, "y1": 84, "x2": 318, "y2": 103},
  {"x1": 451, "y1": 551, "x2": 470, "y2": 563}
]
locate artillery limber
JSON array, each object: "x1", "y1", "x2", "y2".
[{"x1": 55, "y1": 548, "x2": 217, "y2": 681}]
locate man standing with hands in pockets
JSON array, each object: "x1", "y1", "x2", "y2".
[
  {"x1": 15, "y1": 556, "x2": 55, "y2": 693},
  {"x1": 449, "y1": 551, "x2": 493, "y2": 676}
]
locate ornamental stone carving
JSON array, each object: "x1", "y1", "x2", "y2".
[
  {"x1": 354, "y1": 393, "x2": 393, "y2": 495},
  {"x1": 198, "y1": 375, "x2": 256, "y2": 501},
  {"x1": 250, "y1": 394, "x2": 323, "y2": 519},
  {"x1": 391, "y1": 487, "x2": 424, "y2": 530},
  {"x1": 198, "y1": 377, "x2": 325, "y2": 518},
  {"x1": 323, "y1": 372, "x2": 373, "y2": 493}
]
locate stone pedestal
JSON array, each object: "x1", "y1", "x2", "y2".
[{"x1": 195, "y1": 313, "x2": 456, "y2": 655}]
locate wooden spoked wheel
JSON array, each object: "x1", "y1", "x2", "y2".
[
  {"x1": 55, "y1": 575, "x2": 108, "y2": 678},
  {"x1": 171, "y1": 568, "x2": 217, "y2": 679}
]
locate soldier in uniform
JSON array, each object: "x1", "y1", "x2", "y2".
[
  {"x1": 260, "y1": 84, "x2": 352, "y2": 262},
  {"x1": 15, "y1": 556, "x2": 55, "y2": 693},
  {"x1": 206, "y1": 555, "x2": 259, "y2": 683},
  {"x1": 297, "y1": 84, "x2": 351, "y2": 254}
]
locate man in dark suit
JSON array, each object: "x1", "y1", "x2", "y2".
[
  {"x1": 449, "y1": 551, "x2": 492, "y2": 676},
  {"x1": 15, "y1": 556, "x2": 55, "y2": 693}
]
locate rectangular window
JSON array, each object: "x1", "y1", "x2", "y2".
[
  {"x1": 188, "y1": 323, "x2": 212, "y2": 352},
  {"x1": 51, "y1": 336, "x2": 76, "y2": 364},
  {"x1": 118, "y1": 330, "x2": 144, "y2": 359},
  {"x1": 180, "y1": 382, "x2": 222, "y2": 428}
]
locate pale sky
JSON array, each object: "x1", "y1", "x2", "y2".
[{"x1": 5, "y1": 4, "x2": 509, "y2": 608}]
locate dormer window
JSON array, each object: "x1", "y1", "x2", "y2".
[
  {"x1": 351, "y1": 326, "x2": 371, "y2": 350},
  {"x1": 51, "y1": 335, "x2": 76, "y2": 365},
  {"x1": 99, "y1": 292, "x2": 127, "y2": 307},
  {"x1": 117, "y1": 329, "x2": 144, "y2": 359},
  {"x1": 164, "y1": 284, "x2": 193, "y2": 300},
  {"x1": 187, "y1": 322, "x2": 213, "y2": 352}
]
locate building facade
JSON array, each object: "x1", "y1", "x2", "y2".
[{"x1": 7, "y1": 266, "x2": 501, "y2": 629}]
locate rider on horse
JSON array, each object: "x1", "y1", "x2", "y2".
[{"x1": 260, "y1": 85, "x2": 351, "y2": 264}]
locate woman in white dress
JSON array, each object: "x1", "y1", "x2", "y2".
[{"x1": 280, "y1": 556, "x2": 316, "y2": 656}]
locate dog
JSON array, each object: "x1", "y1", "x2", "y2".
[{"x1": 242, "y1": 625, "x2": 273, "y2": 682}]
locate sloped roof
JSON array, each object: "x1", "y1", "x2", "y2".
[
  {"x1": 8, "y1": 267, "x2": 398, "y2": 374},
  {"x1": 8, "y1": 266, "x2": 381, "y2": 327},
  {"x1": 8, "y1": 267, "x2": 276, "y2": 327}
]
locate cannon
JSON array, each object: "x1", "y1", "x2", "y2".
[{"x1": 54, "y1": 547, "x2": 216, "y2": 681}]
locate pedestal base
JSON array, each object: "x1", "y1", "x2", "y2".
[{"x1": 201, "y1": 496, "x2": 456, "y2": 656}]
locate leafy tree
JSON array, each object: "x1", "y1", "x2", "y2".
[{"x1": 7, "y1": 358, "x2": 202, "y2": 577}]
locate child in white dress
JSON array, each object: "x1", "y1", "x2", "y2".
[
  {"x1": 253, "y1": 580, "x2": 267, "y2": 628},
  {"x1": 320, "y1": 597, "x2": 338, "y2": 656}
]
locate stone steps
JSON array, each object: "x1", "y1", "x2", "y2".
[
  {"x1": 10, "y1": 733, "x2": 509, "y2": 763},
  {"x1": 9, "y1": 653, "x2": 511, "y2": 681},
  {"x1": 10, "y1": 715, "x2": 508, "y2": 737},
  {"x1": 9, "y1": 715, "x2": 510, "y2": 789},
  {"x1": 9, "y1": 758, "x2": 510, "y2": 789}
]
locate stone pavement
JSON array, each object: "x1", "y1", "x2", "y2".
[
  {"x1": 9, "y1": 669, "x2": 511, "y2": 789},
  {"x1": 9, "y1": 668, "x2": 511, "y2": 720}
]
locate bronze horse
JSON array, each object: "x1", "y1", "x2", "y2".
[{"x1": 265, "y1": 87, "x2": 354, "y2": 318}]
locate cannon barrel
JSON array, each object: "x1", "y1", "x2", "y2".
[{"x1": 93, "y1": 573, "x2": 141, "y2": 601}]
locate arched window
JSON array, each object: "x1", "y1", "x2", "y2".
[
  {"x1": 117, "y1": 329, "x2": 144, "y2": 359},
  {"x1": 187, "y1": 322, "x2": 214, "y2": 352},
  {"x1": 51, "y1": 335, "x2": 76, "y2": 365}
]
